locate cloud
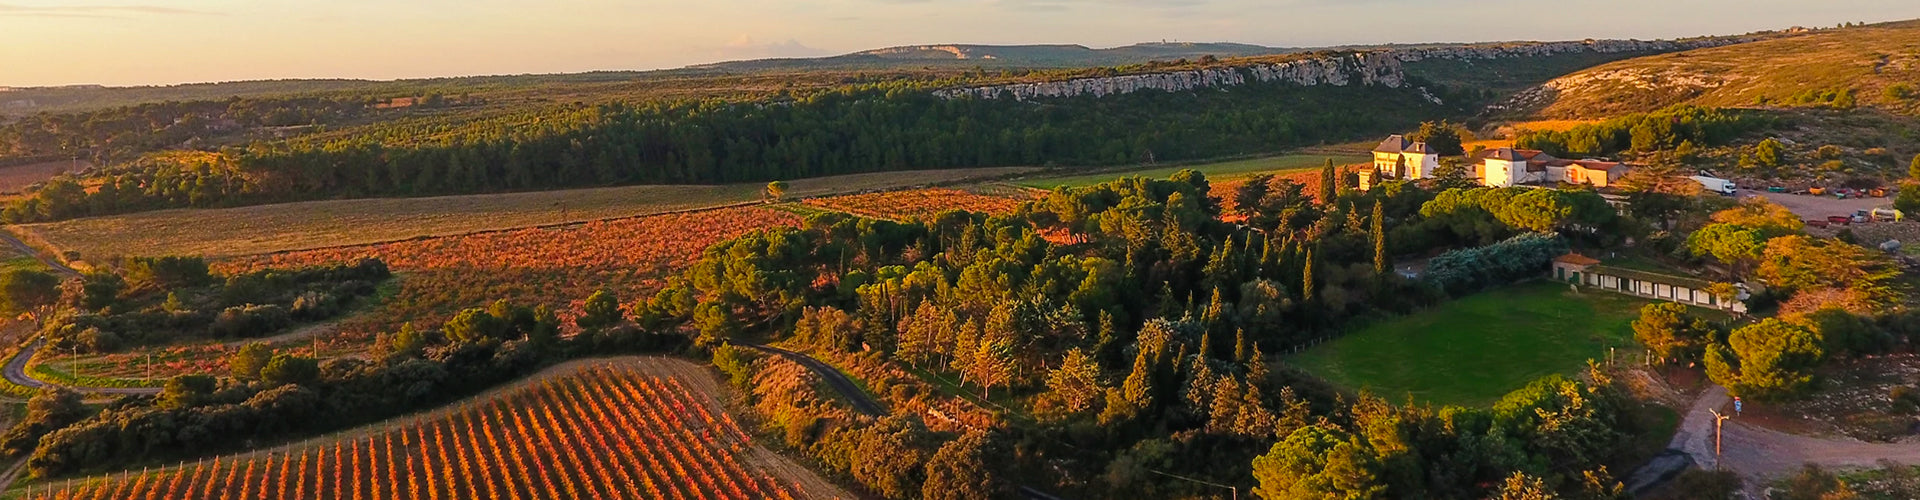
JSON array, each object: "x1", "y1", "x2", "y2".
[
  {"x1": 715, "y1": 36, "x2": 833, "y2": 59},
  {"x1": 0, "y1": 3, "x2": 208, "y2": 17}
]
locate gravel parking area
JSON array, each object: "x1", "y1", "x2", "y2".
[{"x1": 1742, "y1": 189, "x2": 1893, "y2": 220}]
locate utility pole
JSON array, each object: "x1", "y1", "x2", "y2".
[{"x1": 1709, "y1": 409, "x2": 1731, "y2": 469}]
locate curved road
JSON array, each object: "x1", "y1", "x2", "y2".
[
  {"x1": 0, "y1": 232, "x2": 78, "y2": 277},
  {"x1": 1673, "y1": 385, "x2": 1920, "y2": 495},
  {"x1": 741, "y1": 343, "x2": 887, "y2": 417},
  {"x1": 4, "y1": 338, "x2": 162, "y2": 396}
]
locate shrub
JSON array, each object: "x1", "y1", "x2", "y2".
[
  {"x1": 123, "y1": 256, "x2": 212, "y2": 290},
  {"x1": 1424, "y1": 232, "x2": 1569, "y2": 295},
  {"x1": 1887, "y1": 83, "x2": 1917, "y2": 101},
  {"x1": 209, "y1": 304, "x2": 292, "y2": 338}
]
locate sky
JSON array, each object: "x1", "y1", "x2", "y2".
[{"x1": 3, "y1": 0, "x2": 1918, "y2": 87}]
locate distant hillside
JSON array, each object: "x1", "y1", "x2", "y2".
[
  {"x1": 1513, "y1": 20, "x2": 1920, "y2": 119},
  {"x1": 693, "y1": 42, "x2": 1300, "y2": 72}
]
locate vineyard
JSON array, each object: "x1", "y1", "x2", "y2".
[
  {"x1": 1210, "y1": 166, "x2": 1364, "y2": 219},
  {"x1": 10, "y1": 358, "x2": 848, "y2": 500},
  {"x1": 219, "y1": 206, "x2": 805, "y2": 336},
  {"x1": 801, "y1": 187, "x2": 1032, "y2": 220}
]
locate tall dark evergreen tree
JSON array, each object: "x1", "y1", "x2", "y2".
[
  {"x1": 1373, "y1": 200, "x2": 1388, "y2": 276},
  {"x1": 1319, "y1": 159, "x2": 1337, "y2": 204}
]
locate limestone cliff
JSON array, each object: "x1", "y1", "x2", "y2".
[{"x1": 935, "y1": 38, "x2": 1757, "y2": 101}]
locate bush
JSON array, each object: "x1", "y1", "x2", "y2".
[
  {"x1": 209, "y1": 304, "x2": 292, "y2": 338},
  {"x1": 123, "y1": 256, "x2": 212, "y2": 290},
  {"x1": 1891, "y1": 386, "x2": 1920, "y2": 414},
  {"x1": 1887, "y1": 83, "x2": 1918, "y2": 101},
  {"x1": 1424, "y1": 232, "x2": 1569, "y2": 295}
]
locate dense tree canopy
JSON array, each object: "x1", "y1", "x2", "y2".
[{"x1": 4, "y1": 82, "x2": 1446, "y2": 222}]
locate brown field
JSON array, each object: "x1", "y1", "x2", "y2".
[
  {"x1": 0, "y1": 159, "x2": 89, "y2": 194},
  {"x1": 219, "y1": 206, "x2": 805, "y2": 337},
  {"x1": 11, "y1": 357, "x2": 851, "y2": 499},
  {"x1": 17, "y1": 167, "x2": 1035, "y2": 261}
]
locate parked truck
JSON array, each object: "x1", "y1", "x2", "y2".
[
  {"x1": 1690, "y1": 176, "x2": 1738, "y2": 195},
  {"x1": 1873, "y1": 208, "x2": 1905, "y2": 222}
]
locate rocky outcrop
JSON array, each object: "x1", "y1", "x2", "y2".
[{"x1": 936, "y1": 37, "x2": 1759, "y2": 101}]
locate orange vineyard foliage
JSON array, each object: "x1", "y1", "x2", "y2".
[
  {"x1": 219, "y1": 207, "x2": 804, "y2": 335},
  {"x1": 16, "y1": 360, "x2": 837, "y2": 500},
  {"x1": 803, "y1": 187, "x2": 1028, "y2": 220},
  {"x1": 1210, "y1": 166, "x2": 1364, "y2": 220}
]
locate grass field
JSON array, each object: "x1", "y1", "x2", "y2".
[
  {"x1": 1290, "y1": 281, "x2": 1652, "y2": 407},
  {"x1": 1015, "y1": 153, "x2": 1367, "y2": 189},
  {"x1": 11, "y1": 358, "x2": 848, "y2": 499},
  {"x1": 1535, "y1": 20, "x2": 1920, "y2": 118},
  {"x1": 17, "y1": 167, "x2": 1033, "y2": 261},
  {"x1": 0, "y1": 244, "x2": 44, "y2": 274}
]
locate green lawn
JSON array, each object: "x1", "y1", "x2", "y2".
[
  {"x1": 1291, "y1": 281, "x2": 1651, "y2": 407},
  {"x1": 1017, "y1": 153, "x2": 1367, "y2": 189}
]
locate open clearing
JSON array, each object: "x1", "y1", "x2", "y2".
[
  {"x1": 1016, "y1": 153, "x2": 1367, "y2": 189},
  {"x1": 12, "y1": 357, "x2": 849, "y2": 500},
  {"x1": 17, "y1": 166, "x2": 1033, "y2": 260},
  {"x1": 0, "y1": 159, "x2": 88, "y2": 194},
  {"x1": 1291, "y1": 281, "x2": 1649, "y2": 407}
]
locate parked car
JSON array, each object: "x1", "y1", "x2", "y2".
[
  {"x1": 1767, "y1": 186, "x2": 1787, "y2": 193},
  {"x1": 1810, "y1": 187, "x2": 1827, "y2": 195},
  {"x1": 1828, "y1": 215, "x2": 1854, "y2": 225},
  {"x1": 1807, "y1": 219, "x2": 1831, "y2": 228},
  {"x1": 1853, "y1": 210, "x2": 1872, "y2": 224}
]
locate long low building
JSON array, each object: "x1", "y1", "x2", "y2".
[
  {"x1": 1478, "y1": 148, "x2": 1631, "y2": 188},
  {"x1": 1549, "y1": 253, "x2": 1748, "y2": 313}
]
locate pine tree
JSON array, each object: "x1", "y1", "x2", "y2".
[
  {"x1": 1248, "y1": 345, "x2": 1269, "y2": 382},
  {"x1": 1185, "y1": 355, "x2": 1218, "y2": 414},
  {"x1": 1094, "y1": 310, "x2": 1119, "y2": 363},
  {"x1": 1122, "y1": 349, "x2": 1156, "y2": 412},
  {"x1": 1372, "y1": 200, "x2": 1387, "y2": 277}
]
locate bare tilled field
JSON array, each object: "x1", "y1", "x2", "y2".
[
  {"x1": 17, "y1": 166, "x2": 1035, "y2": 260},
  {"x1": 0, "y1": 159, "x2": 88, "y2": 194}
]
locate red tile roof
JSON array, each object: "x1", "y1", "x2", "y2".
[{"x1": 1555, "y1": 253, "x2": 1602, "y2": 266}]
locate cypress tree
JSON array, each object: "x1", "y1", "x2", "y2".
[
  {"x1": 1234, "y1": 328, "x2": 1250, "y2": 364},
  {"x1": 1319, "y1": 158, "x2": 1337, "y2": 204},
  {"x1": 1301, "y1": 247, "x2": 1316, "y2": 302},
  {"x1": 1372, "y1": 200, "x2": 1387, "y2": 276}
]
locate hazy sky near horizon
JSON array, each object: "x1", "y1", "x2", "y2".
[{"x1": 3, "y1": 0, "x2": 1917, "y2": 87}]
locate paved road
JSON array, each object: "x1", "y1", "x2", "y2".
[
  {"x1": 0, "y1": 232, "x2": 78, "y2": 277},
  {"x1": 1673, "y1": 385, "x2": 1920, "y2": 495},
  {"x1": 740, "y1": 343, "x2": 887, "y2": 417},
  {"x1": 4, "y1": 338, "x2": 162, "y2": 396}
]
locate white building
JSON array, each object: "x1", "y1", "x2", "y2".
[
  {"x1": 1371, "y1": 135, "x2": 1439, "y2": 181},
  {"x1": 1475, "y1": 147, "x2": 1630, "y2": 189}
]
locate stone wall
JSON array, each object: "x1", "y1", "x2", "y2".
[{"x1": 935, "y1": 38, "x2": 1758, "y2": 101}]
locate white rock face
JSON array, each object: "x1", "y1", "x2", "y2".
[{"x1": 935, "y1": 38, "x2": 1757, "y2": 101}]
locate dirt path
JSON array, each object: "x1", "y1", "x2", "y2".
[
  {"x1": 1676, "y1": 385, "x2": 1920, "y2": 494},
  {"x1": 220, "y1": 319, "x2": 343, "y2": 348},
  {"x1": 4, "y1": 338, "x2": 161, "y2": 396},
  {"x1": 0, "y1": 232, "x2": 77, "y2": 277},
  {"x1": 741, "y1": 343, "x2": 888, "y2": 417}
]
